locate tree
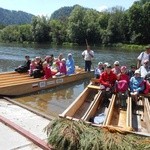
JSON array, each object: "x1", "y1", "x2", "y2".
[
  {"x1": 104, "y1": 7, "x2": 127, "y2": 44},
  {"x1": 31, "y1": 16, "x2": 51, "y2": 43},
  {"x1": 67, "y1": 6, "x2": 87, "y2": 45},
  {"x1": 18, "y1": 24, "x2": 33, "y2": 42},
  {"x1": 49, "y1": 20, "x2": 67, "y2": 45},
  {"x1": 83, "y1": 10, "x2": 102, "y2": 45},
  {"x1": 0, "y1": 25, "x2": 19, "y2": 42}
]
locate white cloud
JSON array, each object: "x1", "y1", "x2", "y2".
[{"x1": 97, "y1": 5, "x2": 108, "y2": 12}]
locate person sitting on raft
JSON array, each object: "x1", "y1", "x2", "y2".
[
  {"x1": 28, "y1": 58, "x2": 36, "y2": 76},
  {"x1": 129, "y1": 69, "x2": 144, "y2": 104},
  {"x1": 42, "y1": 61, "x2": 52, "y2": 79},
  {"x1": 94, "y1": 62, "x2": 104, "y2": 79},
  {"x1": 116, "y1": 66, "x2": 129, "y2": 108},
  {"x1": 66, "y1": 53, "x2": 75, "y2": 75},
  {"x1": 99, "y1": 63, "x2": 117, "y2": 106},
  {"x1": 31, "y1": 57, "x2": 44, "y2": 78},
  {"x1": 15, "y1": 55, "x2": 31, "y2": 73},
  {"x1": 55, "y1": 58, "x2": 67, "y2": 76}
]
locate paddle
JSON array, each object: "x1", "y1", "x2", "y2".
[{"x1": 85, "y1": 39, "x2": 95, "y2": 70}]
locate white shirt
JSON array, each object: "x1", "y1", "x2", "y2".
[
  {"x1": 82, "y1": 50, "x2": 94, "y2": 61},
  {"x1": 139, "y1": 65, "x2": 150, "y2": 78},
  {"x1": 137, "y1": 51, "x2": 150, "y2": 65}
]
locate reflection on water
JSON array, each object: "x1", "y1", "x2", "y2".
[{"x1": 15, "y1": 79, "x2": 90, "y2": 117}]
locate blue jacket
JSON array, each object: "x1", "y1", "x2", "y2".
[
  {"x1": 66, "y1": 55, "x2": 75, "y2": 75},
  {"x1": 129, "y1": 76, "x2": 144, "y2": 93}
]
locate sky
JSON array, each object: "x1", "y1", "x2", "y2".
[{"x1": 0, "y1": 0, "x2": 137, "y2": 16}]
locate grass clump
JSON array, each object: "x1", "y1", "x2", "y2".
[{"x1": 45, "y1": 118, "x2": 150, "y2": 150}]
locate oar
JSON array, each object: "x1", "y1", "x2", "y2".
[{"x1": 85, "y1": 39, "x2": 95, "y2": 70}]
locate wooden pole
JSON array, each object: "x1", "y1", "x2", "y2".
[
  {"x1": 85, "y1": 39, "x2": 89, "y2": 47},
  {"x1": 85, "y1": 39, "x2": 94, "y2": 70}
]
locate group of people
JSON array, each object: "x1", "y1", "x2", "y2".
[
  {"x1": 15, "y1": 53, "x2": 75, "y2": 79},
  {"x1": 93, "y1": 45, "x2": 150, "y2": 109},
  {"x1": 15, "y1": 45, "x2": 150, "y2": 109}
]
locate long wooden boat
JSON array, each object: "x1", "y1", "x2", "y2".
[
  {"x1": 59, "y1": 80, "x2": 150, "y2": 136},
  {"x1": 0, "y1": 68, "x2": 93, "y2": 96}
]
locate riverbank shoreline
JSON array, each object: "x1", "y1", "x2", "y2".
[{"x1": 0, "y1": 98, "x2": 53, "y2": 149}]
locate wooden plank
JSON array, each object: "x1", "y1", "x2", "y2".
[
  {"x1": 59, "y1": 86, "x2": 94, "y2": 117},
  {"x1": 103, "y1": 94, "x2": 116, "y2": 125},
  {"x1": 91, "y1": 78, "x2": 99, "y2": 83},
  {"x1": 118, "y1": 110, "x2": 127, "y2": 128},
  {"x1": 82, "y1": 90, "x2": 103, "y2": 121},
  {"x1": 126, "y1": 96, "x2": 132, "y2": 128},
  {"x1": 0, "y1": 70, "x2": 94, "y2": 96},
  {"x1": 88, "y1": 85, "x2": 100, "y2": 90}
]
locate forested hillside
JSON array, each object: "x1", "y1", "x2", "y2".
[
  {"x1": 0, "y1": 7, "x2": 34, "y2": 25},
  {"x1": 50, "y1": 5, "x2": 89, "y2": 21},
  {"x1": 0, "y1": 0, "x2": 150, "y2": 45},
  {"x1": 50, "y1": 6, "x2": 74, "y2": 20}
]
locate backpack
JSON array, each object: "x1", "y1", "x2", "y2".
[{"x1": 116, "y1": 80, "x2": 128, "y2": 93}]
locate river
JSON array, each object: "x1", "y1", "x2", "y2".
[{"x1": 0, "y1": 43, "x2": 141, "y2": 117}]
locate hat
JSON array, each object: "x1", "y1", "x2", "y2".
[
  {"x1": 134, "y1": 69, "x2": 140, "y2": 74},
  {"x1": 121, "y1": 66, "x2": 127, "y2": 70},
  {"x1": 35, "y1": 57, "x2": 41, "y2": 61},
  {"x1": 145, "y1": 45, "x2": 150, "y2": 49},
  {"x1": 98, "y1": 62, "x2": 103, "y2": 65},
  {"x1": 144, "y1": 59, "x2": 149, "y2": 63},
  {"x1": 62, "y1": 58, "x2": 66, "y2": 62},
  {"x1": 104, "y1": 62, "x2": 109, "y2": 66},
  {"x1": 45, "y1": 55, "x2": 50, "y2": 60},
  {"x1": 68, "y1": 53, "x2": 72, "y2": 56},
  {"x1": 114, "y1": 61, "x2": 119, "y2": 65},
  {"x1": 106, "y1": 63, "x2": 111, "y2": 68}
]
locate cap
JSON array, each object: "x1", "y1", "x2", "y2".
[
  {"x1": 62, "y1": 58, "x2": 66, "y2": 62},
  {"x1": 35, "y1": 57, "x2": 41, "y2": 60},
  {"x1": 145, "y1": 45, "x2": 150, "y2": 49},
  {"x1": 121, "y1": 66, "x2": 127, "y2": 70},
  {"x1": 144, "y1": 59, "x2": 149, "y2": 63},
  {"x1": 68, "y1": 53, "x2": 72, "y2": 56},
  {"x1": 114, "y1": 61, "x2": 119, "y2": 65},
  {"x1": 45, "y1": 55, "x2": 50, "y2": 59},
  {"x1": 104, "y1": 62, "x2": 109, "y2": 66},
  {"x1": 106, "y1": 63, "x2": 111, "y2": 68},
  {"x1": 134, "y1": 69, "x2": 140, "y2": 74},
  {"x1": 98, "y1": 62, "x2": 103, "y2": 65}
]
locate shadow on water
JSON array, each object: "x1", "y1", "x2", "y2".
[{"x1": 14, "y1": 79, "x2": 90, "y2": 117}]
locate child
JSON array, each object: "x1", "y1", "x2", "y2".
[
  {"x1": 55, "y1": 58, "x2": 67, "y2": 76},
  {"x1": 29, "y1": 59, "x2": 36, "y2": 76},
  {"x1": 117, "y1": 66, "x2": 129, "y2": 108},
  {"x1": 42, "y1": 61, "x2": 52, "y2": 79},
  {"x1": 94, "y1": 62, "x2": 104, "y2": 79}
]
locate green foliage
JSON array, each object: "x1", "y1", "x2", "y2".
[
  {"x1": 128, "y1": 1, "x2": 150, "y2": 44},
  {"x1": 1, "y1": 2, "x2": 150, "y2": 45},
  {"x1": 49, "y1": 20, "x2": 67, "y2": 45},
  {"x1": 50, "y1": 6, "x2": 74, "y2": 21},
  {"x1": 31, "y1": 16, "x2": 51, "y2": 43},
  {"x1": 45, "y1": 118, "x2": 150, "y2": 150},
  {"x1": 0, "y1": 24, "x2": 33, "y2": 43},
  {"x1": 0, "y1": 7, "x2": 34, "y2": 25}
]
